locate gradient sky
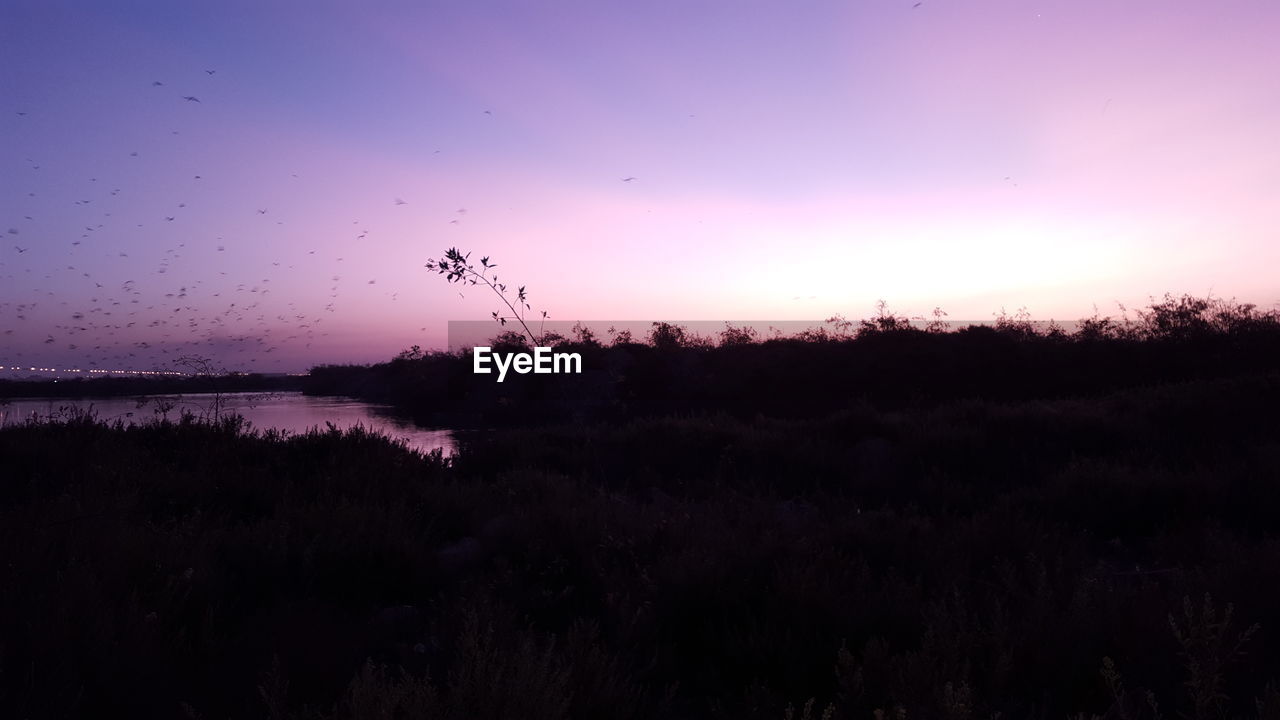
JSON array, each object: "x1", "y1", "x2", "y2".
[{"x1": 3, "y1": 0, "x2": 1278, "y2": 373}]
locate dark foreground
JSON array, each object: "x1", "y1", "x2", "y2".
[{"x1": 4, "y1": 367, "x2": 1280, "y2": 719}]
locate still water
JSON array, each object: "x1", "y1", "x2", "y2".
[{"x1": 0, "y1": 391, "x2": 455, "y2": 456}]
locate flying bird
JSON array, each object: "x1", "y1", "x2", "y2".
[
  {"x1": 622, "y1": 177, "x2": 637, "y2": 182},
  {"x1": 182, "y1": 96, "x2": 200, "y2": 103},
  {"x1": 152, "y1": 81, "x2": 164, "y2": 86},
  {"x1": 205, "y1": 69, "x2": 216, "y2": 75},
  {"x1": 394, "y1": 198, "x2": 407, "y2": 205}
]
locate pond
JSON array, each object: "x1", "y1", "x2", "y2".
[{"x1": 0, "y1": 391, "x2": 455, "y2": 456}]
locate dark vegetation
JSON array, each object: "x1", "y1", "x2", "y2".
[
  {"x1": 306, "y1": 294, "x2": 1280, "y2": 426},
  {"x1": 3, "y1": 294, "x2": 1280, "y2": 718}
]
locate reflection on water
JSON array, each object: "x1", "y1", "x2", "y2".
[{"x1": 0, "y1": 391, "x2": 454, "y2": 456}]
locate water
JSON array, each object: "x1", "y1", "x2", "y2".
[{"x1": 0, "y1": 391, "x2": 455, "y2": 456}]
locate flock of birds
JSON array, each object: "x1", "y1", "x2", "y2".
[
  {"x1": 5, "y1": 0, "x2": 952, "y2": 376},
  {"x1": 3, "y1": 72, "x2": 305, "y2": 372},
  {"x1": 2, "y1": 67, "x2": 650, "y2": 376}
]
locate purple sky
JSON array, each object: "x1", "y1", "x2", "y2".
[{"x1": 3, "y1": 0, "x2": 1278, "y2": 373}]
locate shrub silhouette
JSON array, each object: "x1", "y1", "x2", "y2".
[
  {"x1": 10, "y1": 292, "x2": 1279, "y2": 717},
  {"x1": 308, "y1": 293, "x2": 1280, "y2": 427},
  {"x1": 7, "y1": 362, "x2": 1280, "y2": 718}
]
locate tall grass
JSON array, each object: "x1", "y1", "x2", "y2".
[{"x1": 4, "y1": 361, "x2": 1280, "y2": 717}]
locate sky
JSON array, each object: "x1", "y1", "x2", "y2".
[{"x1": 3, "y1": 0, "x2": 1278, "y2": 373}]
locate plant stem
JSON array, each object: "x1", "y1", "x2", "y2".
[{"x1": 463, "y1": 266, "x2": 539, "y2": 344}]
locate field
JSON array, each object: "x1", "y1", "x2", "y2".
[{"x1": 3, "y1": 296, "x2": 1280, "y2": 719}]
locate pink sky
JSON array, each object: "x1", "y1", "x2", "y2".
[{"x1": 2, "y1": 0, "x2": 1278, "y2": 372}]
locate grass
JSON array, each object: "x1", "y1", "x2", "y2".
[{"x1": 4, "y1": 360, "x2": 1280, "y2": 718}]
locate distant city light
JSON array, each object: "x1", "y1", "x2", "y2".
[{"x1": 0, "y1": 365, "x2": 190, "y2": 377}]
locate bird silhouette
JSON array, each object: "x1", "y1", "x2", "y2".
[
  {"x1": 182, "y1": 96, "x2": 200, "y2": 103},
  {"x1": 622, "y1": 177, "x2": 637, "y2": 182},
  {"x1": 205, "y1": 69, "x2": 216, "y2": 75}
]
